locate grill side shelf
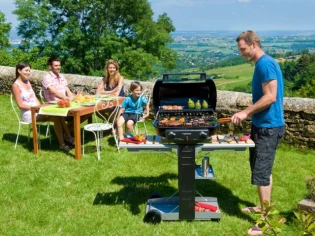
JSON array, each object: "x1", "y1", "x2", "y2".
[
  {"x1": 119, "y1": 135, "x2": 255, "y2": 149},
  {"x1": 119, "y1": 135, "x2": 175, "y2": 153},
  {"x1": 202, "y1": 135, "x2": 255, "y2": 151}
]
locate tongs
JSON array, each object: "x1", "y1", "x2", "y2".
[{"x1": 218, "y1": 117, "x2": 232, "y2": 124}]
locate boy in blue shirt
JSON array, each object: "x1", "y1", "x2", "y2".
[{"x1": 117, "y1": 81, "x2": 149, "y2": 140}]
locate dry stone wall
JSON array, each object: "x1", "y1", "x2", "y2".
[{"x1": 1, "y1": 65, "x2": 315, "y2": 149}]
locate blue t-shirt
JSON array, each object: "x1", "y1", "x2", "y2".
[
  {"x1": 252, "y1": 54, "x2": 285, "y2": 128},
  {"x1": 121, "y1": 94, "x2": 148, "y2": 115}
]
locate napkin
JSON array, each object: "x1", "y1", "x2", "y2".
[{"x1": 120, "y1": 138, "x2": 147, "y2": 144}]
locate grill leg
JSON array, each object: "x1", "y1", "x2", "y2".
[{"x1": 178, "y1": 145, "x2": 195, "y2": 220}]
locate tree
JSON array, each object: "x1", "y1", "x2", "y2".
[
  {"x1": 13, "y1": 0, "x2": 177, "y2": 79},
  {"x1": 0, "y1": 11, "x2": 11, "y2": 50},
  {"x1": 296, "y1": 78, "x2": 315, "y2": 98}
]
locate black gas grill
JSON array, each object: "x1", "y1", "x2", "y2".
[
  {"x1": 119, "y1": 72, "x2": 254, "y2": 222},
  {"x1": 152, "y1": 72, "x2": 219, "y2": 144},
  {"x1": 151, "y1": 72, "x2": 219, "y2": 220}
]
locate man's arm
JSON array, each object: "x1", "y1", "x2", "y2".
[
  {"x1": 65, "y1": 87, "x2": 75, "y2": 100},
  {"x1": 46, "y1": 85, "x2": 74, "y2": 100},
  {"x1": 47, "y1": 85, "x2": 68, "y2": 100},
  {"x1": 231, "y1": 79, "x2": 277, "y2": 124}
]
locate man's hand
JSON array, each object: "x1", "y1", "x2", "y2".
[{"x1": 231, "y1": 110, "x2": 248, "y2": 125}]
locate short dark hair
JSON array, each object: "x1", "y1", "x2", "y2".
[
  {"x1": 236, "y1": 30, "x2": 262, "y2": 48},
  {"x1": 48, "y1": 56, "x2": 61, "y2": 66},
  {"x1": 129, "y1": 81, "x2": 142, "y2": 92},
  {"x1": 15, "y1": 62, "x2": 31, "y2": 79}
]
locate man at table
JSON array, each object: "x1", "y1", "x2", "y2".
[
  {"x1": 41, "y1": 56, "x2": 89, "y2": 134},
  {"x1": 42, "y1": 56, "x2": 75, "y2": 102}
]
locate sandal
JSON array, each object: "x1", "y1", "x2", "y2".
[
  {"x1": 242, "y1": 206, "x2": 261, "y2": 213},
  {"x1": 247, "y1": 224, "x2": 263, "y2": 235},
  {"x1": 60, "y1": 144, "x2": 71, "y2": 153}
]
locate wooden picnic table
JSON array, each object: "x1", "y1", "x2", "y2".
[{"x1": 31, "y1": 97, "x2": 124, "y2": 160}]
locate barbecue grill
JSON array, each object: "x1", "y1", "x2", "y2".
[
  {"x1": 118, "y1": 72, "x2": 255, "y2": 223},
  {"x1": 152, "y1": 72, "x2": 219, "y2": 144},
  {"x1": 145, "y1": 73, "x2": 220, "y2": 221}
]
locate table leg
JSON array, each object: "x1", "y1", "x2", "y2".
[
  {"x1": 31, "y1": 108, "x2": 39, "y2": 154},
  {"x1": 88, "y1": 116, "x2": 92, "y2": 124},
  {"x1": 74, "y1": 113, "x2": 81, "y2": 160}
]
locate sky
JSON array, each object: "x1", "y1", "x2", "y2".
[{"x1": 2, "y1": 0, "x2": 315, "y2": 31}]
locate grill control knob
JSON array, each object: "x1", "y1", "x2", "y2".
[
  {"x1": 167, "y1": 131, "x2": 176, "y2": 140},
  {"x1": 199, "y1": 131, "x2": 208, "y2": 140}
]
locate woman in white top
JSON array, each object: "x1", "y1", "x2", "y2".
[{"x1": 12, "y1": 62, "x2": 74, "y2": 153}]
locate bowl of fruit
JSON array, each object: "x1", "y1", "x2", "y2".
[
  {"x1": 57, "y1": 99, "x2": 71, "y2": 108},
  {"x1": 238, "y1": 133, "x2": 250, "y2": 141},
  {"x1": 133, "y1": 134, "x2": 144, "y2": 141}
]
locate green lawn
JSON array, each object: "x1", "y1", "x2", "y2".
[
  {"x1": 182, "y1": 64, "x2": 254, "y2": 92},
  {"x1": 1, "y1": 94, "x2": 314, "y2": 235},
  {"x1": 207, "y1": 64, "x2": 254, "y2": 91}
]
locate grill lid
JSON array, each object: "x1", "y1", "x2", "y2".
[
  {"x1": 152, "y1": 72, "x2": 217, "y2": 113},
  {"x1": 152, "y1": 72, "x2": 218, "y2": 143}
]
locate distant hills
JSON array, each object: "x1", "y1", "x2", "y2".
[
  {"x1": 10, "y1": 29, "x2": 315, "y2": 42},
  {"x1": 172, "y1": 30, "x2": 315, "y2": 37}
]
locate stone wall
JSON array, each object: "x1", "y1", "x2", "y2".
[{"x1": 2, "y1": 65, "x2": 315, "y2": 149}]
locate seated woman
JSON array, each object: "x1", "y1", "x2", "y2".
[
  {"x1": 12, "y1": 62, "x2": 74, "y2": 153},
  {"x1": 96, "y1": 59, "x2": 125, "y2": 97},
  {"x1": 117, "y1": 81, "x2": 149, "y2": 140}
]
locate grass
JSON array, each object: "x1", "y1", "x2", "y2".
[
  {"x1": 182, "y1": 64, "x2": 254, "y2": 92},
  {"x1": 207, "y1": 64, "x2": 254, "y2": 91},
  {"x1": 1, "y1": 94, "x2": 314, "y2": 235}
]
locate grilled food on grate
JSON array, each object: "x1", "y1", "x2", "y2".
[{"x1": 161, "y1": 105, "x2": 184, "y2": 110}]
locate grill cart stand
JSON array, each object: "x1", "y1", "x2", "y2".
[{"x1": 119, "y1": 135, "x2": 255, "y2": 223}]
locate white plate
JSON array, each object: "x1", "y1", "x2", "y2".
[
  {"x1": 82, "y1": 102, "x2": 95, "y2": 106},
  {"x1": 48, "y1": 100, "x2": 57, "y2": 104},
  {"x1": 101, "y1": 98, "x2": 114, "y2": 101}
]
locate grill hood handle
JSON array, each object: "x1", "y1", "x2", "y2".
[{"x1": 162, "y1": 72, "x2": 206, "y2": 81}]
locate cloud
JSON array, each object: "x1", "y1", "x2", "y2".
[{"x1": 238, "y1": 0, "x2": 252, "y2": 3}]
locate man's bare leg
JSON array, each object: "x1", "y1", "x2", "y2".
[{"x1": 258, "y1": 175, "x2": 272, "y2": 211}]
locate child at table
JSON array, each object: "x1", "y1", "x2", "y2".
[
  {"x1": 12, "y1": 62, "x2": 75, "y2": 153},
  {"x1": 117, "y1": 81, "x2": 149, "y2": 140}
]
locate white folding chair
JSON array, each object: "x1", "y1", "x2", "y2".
[
  {"x1": 83, "y1": 97, "x2": 120, "y2": 160},
  {"x1": 10, "y1": 94, "x2": 51, "y2": 149},
  {"x1": 39, "y1": 88, "x2": 51, "y2": 137},
  {"x1": 134, "y1": 89, "x2": 151, "y2": 136},
  {"x1": 39, "y1": 87, "x2": 46, "y2": 103}
]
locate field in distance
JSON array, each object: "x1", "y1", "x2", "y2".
[
  {"x1": 183, "y1": 63, "x2": 254, "y2": 92},
  {"x1": 208, "y1": 63, "x2": 253, "y2": 91}
]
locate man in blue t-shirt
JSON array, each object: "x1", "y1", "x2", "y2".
[{"x1": 231, "y1": 30, "x2": 285, "y2": 235}]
